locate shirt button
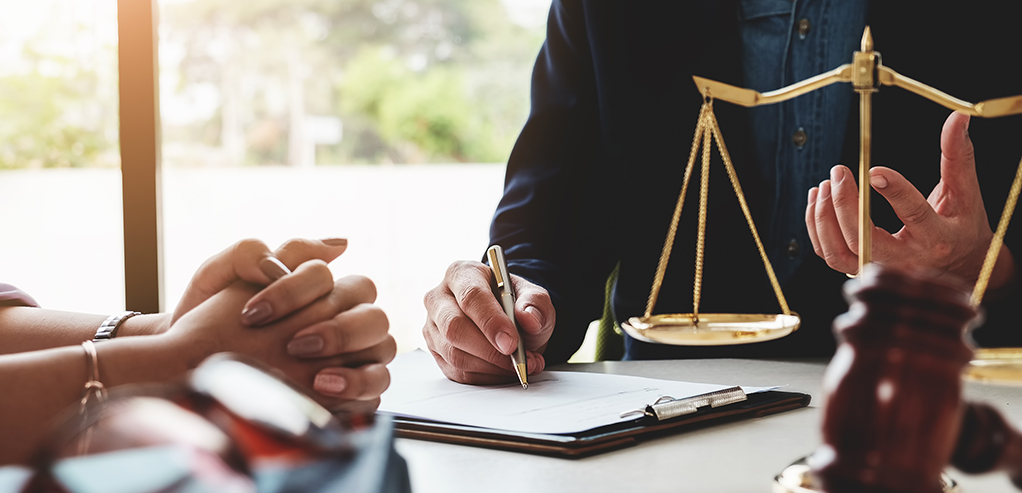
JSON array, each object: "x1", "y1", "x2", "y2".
[
  {"x1": 787, "y1": 239, "x2": 801, "y2": 258},
  {"x1": 797, "y1": 18, "x2": 811, "y2": 38},
  {"x1": 792, "y1": 128, "x2": 808, "y2": 148}
]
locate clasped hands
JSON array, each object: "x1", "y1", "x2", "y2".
[
  {"x1": 161, "y1": 238, "x2": 395, "y2": 414},
  {"x1": 807, "y1": 111, "x2": 1016, "y2": 292}
]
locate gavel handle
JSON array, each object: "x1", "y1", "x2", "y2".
[{"x1": 952, "y1": 402, "x2": 1022, "y2": 489}]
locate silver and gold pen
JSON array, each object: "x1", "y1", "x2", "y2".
[{"x1": 487, "y1": 245, "x2": 529, "y2": 389}]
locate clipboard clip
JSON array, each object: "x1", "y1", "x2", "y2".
[{"x1": 619, "y1": 386, "x2": 747, "y2": 421}]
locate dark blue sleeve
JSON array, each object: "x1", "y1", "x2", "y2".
[{"x1": 488, "y1": 0, "x2": 620, "y2": 364}]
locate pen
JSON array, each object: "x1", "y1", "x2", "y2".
[{"x1": 486, "y1": 245, "x2": 529, "y2": 389}]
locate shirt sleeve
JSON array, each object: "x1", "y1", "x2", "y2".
[
  {"x1": 489, "y1": 0, "x2": 620, "y2": 364},
  {"x1": 0, "y1": 283, "x2": 40, "y2": 308}
]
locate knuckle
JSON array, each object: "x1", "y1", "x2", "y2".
[
  {"x1": 329, "y1": 319, "x2": 354, "y2": 352},
  {"x1": 376, "y1": 366, "x2": 391, "y2": 395},
  {"x1": 422, "y1": 321, "x2": 437, "y2": 343},
  {"x1": 932, "y1": 242, "x2": 952, "y2": 261},
  {"x1": 280, "y1": 237, "x2": 313, "y2": 251},
  {"x1": 446, "y1": 260, "x2": 477, "y2": 278},
  {"x1": 360, "y1": 303, "x2": 390, "y2": 332},
  {"x1": 474, "y1": 310, "x2": 505, "y2": 336},
  {"x1": 447, "y1": 348, "x2": 469, "y2": 370},
  {"x1": 342, "y1": 275, "x2": 377, "y2": 303},
  {"x1": 234, "y1": 238, "x2": 267, "y2": 256},
  {"x1": 531, "y1": 289, "x2": 553, "y2": 311},
  {"x1": 440, "y1": 313, "x2": 474, "y2": 346},
  {"x1": 349, "y1": 372, "x2": 370, "y2": 399},
  {"x1": 423, "y1": 287, "x2": 441, "y2": 309},
  {"x1": 452, "y1": 370, "x2": 474, "y2": 384},
  {"x1": 822, "y1": 251, "x2": 845, "y2": 270},
  {"x1": 274, "y1": 279, "x2": 302, "y2": 304},
  {"x1": 305, "y1": 259, "x2": 332, "y2": 279},
  {"x1": 274, "y1": 238, "x2": 304, "y2": 257},
  {"x1": 439, "y1": 364, "x2": 462, "y2": 383},
  {"x1": 445, "y1": 261, "x2": 465, "y2": 280},
  {"x1": 831, "y1": 188, "x2": 856, "y2": 208},
  {"x1": 458, "y1": 283, "x2": 492, "y2": 308},
  {"x1": 445, "y1": 261, "x2": 466, "y2": 278},
  {"x1": 379, "y1": 336, "x2": 397, "y2": 364},
  {"x1": 901, "y1": 204, "x2": 929, "y2": 224}
]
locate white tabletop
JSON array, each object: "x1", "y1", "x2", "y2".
[{"x1": 395, "y1": 358, "x2": 1022, "y2": 493}]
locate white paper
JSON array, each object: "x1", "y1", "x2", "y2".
[{"x1": 379, "y1": 351, "x2": 772, "y2": 435}]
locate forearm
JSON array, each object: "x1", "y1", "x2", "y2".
[
  {"x1": 0, "y1": 307, "x2": 169, "y2": 355},
  {"x1": 0, "y1": 333, "x2": 196, "y2": 464}
]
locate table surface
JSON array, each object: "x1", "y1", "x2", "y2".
[{"x1": 394, "y1": 358, "x2": 1022, "y2": 493}]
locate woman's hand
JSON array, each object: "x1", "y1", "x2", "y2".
[
  {"x1": 171, "y1": 238, "x2": 350, "y2": 328},
  {"x1": 165, "y1": 270, "x2": 394, "y2": 413}
]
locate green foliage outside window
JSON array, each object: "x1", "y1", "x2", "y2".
[{"x1": 0, "y1": 0, "x2": 547, "y2": 168}]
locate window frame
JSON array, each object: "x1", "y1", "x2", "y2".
[{"x1": 118, "y1": 0, "x2": 163, "y2": 313}]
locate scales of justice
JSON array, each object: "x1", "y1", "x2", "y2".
[{"x1": 620, "y1": 27, "x2": 1022, "y2": 382}]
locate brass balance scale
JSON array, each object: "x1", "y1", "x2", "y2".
[
  {"x1": 621, "y1": 28, "x2": 1022, "y2": 384},
  {"x1": 620, "y1": 26, "x2": 1022, "y2": 493}
]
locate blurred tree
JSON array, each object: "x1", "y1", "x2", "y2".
[
  {"x1": 0, "y1": 3, "x2": 119, "y2": 169},
  {"x1": 161, "y1": 0, "x2": 546, "y2": 165}
]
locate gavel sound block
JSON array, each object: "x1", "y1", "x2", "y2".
[{"x1": 808, "y1": 266, "x2": 1022, "y2": 492}]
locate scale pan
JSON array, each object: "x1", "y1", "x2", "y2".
[
  {"x1": 964, "y1": 348, "x2": 1022, "y2": 385},
  {"x1": 621, "y1": 313, "x2": 800, "y2": 346}
]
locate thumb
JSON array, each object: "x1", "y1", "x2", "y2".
[
  {"x1": 939, "y1": 111, "x2": 978, "y2": 194},
  {"x1": 512, "y1": 276, "x2": 556, "y2": 345},
  {"x1": 870, "y1": 166, "x2": 939, "y2": 227}
]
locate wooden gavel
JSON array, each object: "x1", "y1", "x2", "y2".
[{"x1": 809, "y1": 266, "x2": 1022, "y2": 492}]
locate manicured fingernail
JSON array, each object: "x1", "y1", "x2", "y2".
[
  {"x1": 495, "y1": 332, "x2": 515, "y2": 354},
  {"x1": 260, "y1": 257, "x2": 291, "y2": 281},
  {"x1": 314, "y1": 373, "x2": 347, "y2": 394},
  {"x1": 870, "y1": 171, "x2": 889, "y2": 189},
  {"x1": 321, "y1": 238, "x2": 348, "y2": 247},
  {"x1": 241, "y1": 301, "x2": 272, "y2": 326},
  {"x1": 808, "y1": 188, "x2": 816, "y2": 202},
  {"x1": 830, "y1": 166, "x2": 843, "y2": 185},
  {"x1": 524, "y1": 305, "x2": 544, "y2": 328},
  {"x1": 288, "y1": 335, "x2": 325, "y2": 357}
]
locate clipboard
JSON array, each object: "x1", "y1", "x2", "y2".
[{"x1": 387, "y1": 388, "x2": 810, "y2": 458}]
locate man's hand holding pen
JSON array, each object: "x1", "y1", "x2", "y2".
[{"x1": 423, "y1": 257, "x2": 556, "y2": 385}]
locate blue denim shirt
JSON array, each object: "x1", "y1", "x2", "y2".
[{"x1": 739, "y1": 0, "x2": 868, "y2": 283}]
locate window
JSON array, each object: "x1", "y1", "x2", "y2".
[
  {"x1": 0, "y1": 0, "x2": 124, "y2": 313},
  {"x1": 0, "y1": 0, "x2": 549, "y2": 352}
]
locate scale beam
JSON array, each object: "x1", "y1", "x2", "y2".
[
  {"x1": 690, "y1": 26, "x2": 1022, "y2": 277},
  {"x1": 692, "y1": 65, "x2": 852, "y2": 107},
  {"x1": 877, "y1": 66, "x2": 1022, "y2": 118},
  {"x1": 692, "y1": 61, "x2": 1022, "y2": 119}
]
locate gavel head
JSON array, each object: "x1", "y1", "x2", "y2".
[{"x1": 809, "y1": 265, "x2": 980, "y2": 493}]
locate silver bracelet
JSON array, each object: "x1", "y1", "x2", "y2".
[{"x1": 93, "y1": 311, "x2": 142, "y2": 341}]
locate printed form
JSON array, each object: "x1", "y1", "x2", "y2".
[{"x1": 379, "y1": 351, "x2": 771, "y2": 435}]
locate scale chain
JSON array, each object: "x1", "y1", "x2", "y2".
[
  {"x1": 644, "y1": 104, "x2": 707, "y2": 317},
  {"x1": 643, "y1": 100, "x2": 792, "y2": 320},
  {"x1": 693, "y1": 112, "x2": 712, "y2": 321},
  {"x1": 972, "y1": 155, "x2": 1022, "y2": 306},
  {"x1": 707, "y1": 111, "x2": 791, "y2": 315}
]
